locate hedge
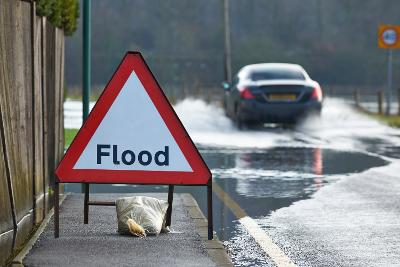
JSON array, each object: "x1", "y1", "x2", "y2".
[{"x1": 36, "y1": 0, "x2": 79, "y2": 36}]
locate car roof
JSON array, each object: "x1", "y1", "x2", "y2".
[{"x1": 238, "y1": 63, "x2": 309, "y2": 80}]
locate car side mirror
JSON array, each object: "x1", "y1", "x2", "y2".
[{"x1": 222, "y1": 82, "x2": 231, "y2": 91}]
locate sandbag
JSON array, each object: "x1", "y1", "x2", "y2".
[{"x1": 116, "y1": 196, "x2": 169, "y2": 237}]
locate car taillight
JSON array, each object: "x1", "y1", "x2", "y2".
[
  {"x1": 311, "y1": 86, "x2": 323, "y2": 101},
  {"x1": 240, "y1": 88, "x2": 255, "y2": 99}
]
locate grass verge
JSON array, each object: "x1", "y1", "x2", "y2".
[
  {"x1": 65, "y1": 128, "x2": 78, "y2": 147},
  {"x1": 357, "y1": 106, "x2": 400, "y2": 128},
  {"x1": 367, "y1": 113, "x2": 400, "y2": 128}
]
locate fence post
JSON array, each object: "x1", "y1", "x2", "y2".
[
  {"x1": 378, "y1": 90, "x2": 384, "y2": 115},
  {"x1": 329, "y1": 87, "x2": 335, "y2": 97},
  {"x1": 170, "y1": 87, "x2": 176, "y2": 105},
  {"x1": 195, "y1": 84, "x2": 200, "y2": 99},
  {"x1": 206, "y1": 88, "x2": 211, "y2": 103},
  {"x1": 398, "y1": 88, "x2": 400, "y2": 115},
  {"x1": 353, "y1": 89, "x2": 360, "y2": 107}
]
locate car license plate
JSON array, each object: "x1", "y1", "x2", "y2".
[{"x1": 268, "y1": 94, "x2": 296, "y2": 101}]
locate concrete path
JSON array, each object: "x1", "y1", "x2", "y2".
[{"x1": 22, "y1": 193, "x2": 231, "y2": 267}]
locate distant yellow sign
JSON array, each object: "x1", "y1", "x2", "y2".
[{"x1": 378, "y1": 25, "x2": 400, "y2": 49}]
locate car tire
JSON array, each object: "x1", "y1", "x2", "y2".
[
  {"x1": 247, "y1": 121, "x2": 263, "y2": 129},
  {"x1": 234, "y1": 105, "x2": 245, "y2": 130},
  {"x1": 282, "y1": 123, "x2": 295, "y2": 129},
  {"x1": 223, "y1": 99, "x2": 229, "y2": 117},
  {"x1": 235, "y1": 118, "x2": 244, "y2": 129},
  {"x1": 306, "y1": 108, "x2": 322, "y2": 119}
]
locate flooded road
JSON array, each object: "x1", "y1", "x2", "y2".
[{"x1": 65, "y1": 97, "x2": 400, "y2": 266}]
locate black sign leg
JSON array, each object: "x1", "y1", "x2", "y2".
[
  {"x1": 207, "y1": 181, "x2": 213, "y2": 240},
  {"x1": 84, "y1": 183, "x2": 90, "y2": 224},
  {"x1": 54, "y1": 181, "x2": 59, "y2": 238},
  {"x1": 165, "y1": 185, "x2": 174, "y2": 226}
]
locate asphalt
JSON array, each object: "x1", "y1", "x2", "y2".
[
  {"x1": 259, "y1": 162, "x2": 400, "y2": 267},
  {"x1": 22, "y1": 193, "x2": 230, "y2": 267}
]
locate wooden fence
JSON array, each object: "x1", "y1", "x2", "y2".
[{"x1": 0, "y1": 0, "x2": 64, "y2": 265}]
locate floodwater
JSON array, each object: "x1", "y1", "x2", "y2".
[{"x1": 65, "y1": 98, "x2": 400, "y2": 266}]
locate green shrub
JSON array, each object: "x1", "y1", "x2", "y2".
[
  {"x1": 36, "y1": 0, "x2": 52, "y2": 17},
  {"x1": 36, "y1": 0, "x2": 79, "y2": 36},
  {"x1": 62, "y1": 0, "x2": 79, "y2": 35}
]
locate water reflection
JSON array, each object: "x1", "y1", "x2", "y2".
[
  {"x1": 202, "y1": 146, "x2": 385, "y2": 175},
  {"x1": 313, "y1": 148, "x2": 323, "y2": 190},
  {"x1": 213, "y1": 146, "x2": 387, "y2": 201},
  {"x1": 313, "y1": 147, "x2": 323, "y2": 175}
]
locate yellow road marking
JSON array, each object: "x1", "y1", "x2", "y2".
[
  {"x1": 212, "y1": 180, "x2": 247, "y2": 218},
  {"x1": 212, "y1": 181, "x2": 297, "y2": 267}
]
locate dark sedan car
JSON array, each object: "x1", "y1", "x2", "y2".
[{"x1": 223, "y1": 63, "x2": 323, "y2": 128}]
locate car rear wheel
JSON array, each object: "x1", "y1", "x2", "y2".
[
  {"x1": 223, "y1": 99, "x2": 229, "y2": 117},
  {"x1": 235, "y1": 117, "x2": 244, "y2": 129},
  {"x1": 234, "y1": 105, "x2": 245, "y2": 129},
  {"x1": 282, "y1": 123, "x2": 295, "y2": 129}
]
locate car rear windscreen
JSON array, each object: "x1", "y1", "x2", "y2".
[{"x1": 250, "y1": 68, "x2": 305, "y2": 81}]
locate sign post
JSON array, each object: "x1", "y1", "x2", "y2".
[
  {"x1": 378, "y1": 25, "x2": 400, "y2": 114},
  {"x1": 55, "y1": 52, "x2": 213, "y2": 240},
  {"x1": 82, "y1": 0, "x2": 91, "y2": 196},
  {"x1": 387, "y1": 49, "x2": 393, "y2": 115}
]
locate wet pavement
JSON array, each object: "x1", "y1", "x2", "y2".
[{"x1": 63, "y1": 98, "x2": 400, "y2": 266}]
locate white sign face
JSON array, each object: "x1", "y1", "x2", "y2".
[
  {"x1": 73, "y1": 70, "x2": 192, "y2": 172},
  {"x1": 382, "y1": 29, "x2": 397, "y2": 45}
]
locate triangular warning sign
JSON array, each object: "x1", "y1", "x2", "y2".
[{"x1": 56, "y1": 52, "x2": 211, "y2": 185}]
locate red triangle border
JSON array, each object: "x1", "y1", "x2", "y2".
[{"x1": 56, "y1": 52, "x2": 211, "y2": 185}]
